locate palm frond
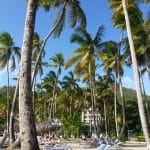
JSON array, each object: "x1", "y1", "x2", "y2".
[
  {"x1": 13, "y1": 47, "x2": 21, "y2": 62},
  {"x1": 70, "y1": 33, "x2": 87, "y2": 45},
  {"x1": 0, "y1": 32, "x2": 13, "y2": 48},
  {"x1": 10, "y1": 55, "x2": 16, "y2": 72},
  {"x1": 39, "y1": 0, "x2": 56, "y2": 11},
  {"x1": 52, "y1": 5, "x2": 66, "y2": 38},
  {"x1": 94, "y1": 25, "x2": 105, "y2": 47},
  {"x1": 69, "y1": 0, "x2": 86, "y2": 28},
  {"x1": 65, "y1": 52, "x2": 82, "y2": 69}
]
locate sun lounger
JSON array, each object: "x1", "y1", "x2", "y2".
[{"x1": 43, "y1": 144, "x2": 69, "y2": 150}]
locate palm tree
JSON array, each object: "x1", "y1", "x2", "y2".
[
  {"x1": 122, "y1": 0, "x2": 150, "y2": 147},
  {"x1": 123, "y1": 25, "x2": 150, "y2": 123},
  {"x1": 65, "y1": 26, "x2": 104, "y2": 134},
  {"x1": 61, "y1": 71, "x2": 79, "y2": 114},
  {"x1": 95, "y1": 75, "x2": 114, "y2": 136},
  {"x1": 18, "y1": 0, "x2": 40, "y2": 149},
  {"x1": 0, "y1": 32, "x2": 20, "y2": 135},
  {"x1": 32, "y1": 32, "x2": 46, "y2": 112},
  {"x1": 19, "y1": 1, "x2": 86, "y2": 147},
  {"x1": 108, "y1": 0, "x2": 143, "y2": 140},
  {"x1": 31, "y1": 0, "x2": 86, "y2": 86},
  {"x1": 98, "y1": 40, "x2": 125, "y2": 138},
  {"x1": 49, "y1": 53, "x2": 64, "y2": 117},
  {"x1": 42, "y1": 71, "x2": 58, "y2": 120}
]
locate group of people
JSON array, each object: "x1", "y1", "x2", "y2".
[{"x1": 37, "y1": 134, "x2": 61, "y2": 146}]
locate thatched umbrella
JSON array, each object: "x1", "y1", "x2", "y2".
[
  {"x1": 36, "y1": 122, "x2": 56, "y2": 134},
  {"x1": 14, "y1": 121, "x2": 56, "y2": 134}
]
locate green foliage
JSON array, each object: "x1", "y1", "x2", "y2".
[
  {"x1": 59, "y1": 113, "x2": 83, "y2": 137},
  {"x1": 0, "y1": 86, "x2": 16, "y2": 130}
]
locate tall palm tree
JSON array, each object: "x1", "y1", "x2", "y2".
[
  {"x1": 123, "y1": 25, "x2": 150, "y2": 124},
  {"x1": 49, "y1": 53, "x2": 64, "y2": 119},
  {"x1": 108, "y1": 0, "x2": 143, "y2": 140},
  {"x1": 98, "y1": 41, "x2": 125, "y2": 138},
  {"x1": 19, "y1": 1, "x2": 86, "y2": 148},
  {"x1": 95, "y1": 75, "x2": 114, "y2": 136},
  {"x1": 32, "y1": 32, "x2": 46, "y2": 112},
  {"x1": 0, "y1": 32, "x2": 20, "y2": 135},
  {"x1": 122, "y1": 0, "x2": 150, "y2": 148},
  {"x1": 42, "y1": 71, "x2": 58, "y2": 120},
  {"x1": 65, "y1": 26, "x2": 104, "y2": 134},
  {"x1": 31, "y1": 0, "x2": 86, "y2": 86},
  {"x1": 18, "y1": 0, "x2": 40, "y2": 149},
  {"x1": 61, "y1": 71, "x2": 79, "y2": 114}
]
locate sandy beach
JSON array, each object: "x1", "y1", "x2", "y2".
[{"x1": 41, "y1": 143, "x2": 147, "y2": 150}]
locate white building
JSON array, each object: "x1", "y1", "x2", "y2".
[{"x1": 81, "y1": 108, "x2": 101, "y2": 126}]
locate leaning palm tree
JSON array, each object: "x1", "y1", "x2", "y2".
[
  {"x1": 32, "y1": 32, "x2": 46, "y2": 112},
  {"x1": 31, "y1": 0, "x2": 86, "y2": 86},
  {"x1": 122, "y1": 0, "x2": 150, "y2": 148},
  {"x1": 0, "y1": 32, "x2": 20, "y2": 135},
  {"x1": 65, "y1": 26, "x2": 104, "y2": 134}
]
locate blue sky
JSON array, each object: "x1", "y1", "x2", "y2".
[{"x1": 0, "y1": 1, "x2": 150, "y2": 94}]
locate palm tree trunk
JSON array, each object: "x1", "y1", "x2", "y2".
[
  {"x1": 44, "y1": 91, "x2": 47, "y2": 121},
  {"x1": 114, "y1": 72, "x2": 119, "y2": 137},
  {"x1": 144, "y1": 47, "x2": 150, "y2": 81},
  {"x1": 6, "y1": 61, "x2": 10, "y2": 134},
  {"x1": 118, "y1": 77, "x2": 126, "y2": 140},
  {"x1": 117, "y1": 30, "x2": 126, "y2": 140},
  {"x1": 52, "y1": 89, "x2": 55, "y2": 121},
  {"x1": 122, "y1": 0, "x2": 150, "y2": 148},
  {"x1": 104, "y1": 101, "x2": 108, "y2": 137},
  {"x1": 9, "y1": 79, "x2": 19, "y2": 146},
  {"x1": 139, "y1": 69, "x2": 150, "y2": 124},
  {"x1": 0, "y1": 130, "x2": 8, "y2": 148},
  {"x1": 88, "y1": 61, "x2": 97, "y2": 135},
  {"x1": 19, "y1": 0, "x2": 39, "y2": 149},
  {"x1": 31, "y1": 2, "x2": 67, "y2": 87},
  {"x1": 33, "y1": 76, "x2": 36, "y2": 113},
  {"x1": 70, "y1": 95, "x2": 73, "y2": 115}
]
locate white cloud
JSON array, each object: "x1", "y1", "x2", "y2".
[{"x1": 122, "y1": 76, "x2": 135, "y2": 89}]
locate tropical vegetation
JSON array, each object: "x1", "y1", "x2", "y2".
[{"x1": 0, "y1": 0, "x2": 150, "y2": 149}]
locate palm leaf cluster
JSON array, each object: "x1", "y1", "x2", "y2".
[
  {"x1": 0, "y1": 32, "x2": 20, "y2": 71},
  {"x1": 39, "y1": 0, "x2": 86, "y2": 37}
]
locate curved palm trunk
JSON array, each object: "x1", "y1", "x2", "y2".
[
  {"x1": 122, "y1": 0, "x2": 150, "y2": 148},
  {"x1": 6, "y1": 61, "x2": 10, "y2": 134},
  {"x1": 114, "y1": 72, "x2": 119, "y2": 137},
  {"x1": 19, "y1": 0, "x2": 39, "y2": 149},
  {"x1": 31, "y1": 2, "x2": 67, "y2": 87},
  {"x1": 9, "y1": 79, "x2": 19, "y2": 146}
]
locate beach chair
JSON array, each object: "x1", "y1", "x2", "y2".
[
  {"x1": 90, "y1": 138, "x2": 100, "y2": 147},
  {"x1": 43, "y1": 144, "x2": 69, "y2": 150}
]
